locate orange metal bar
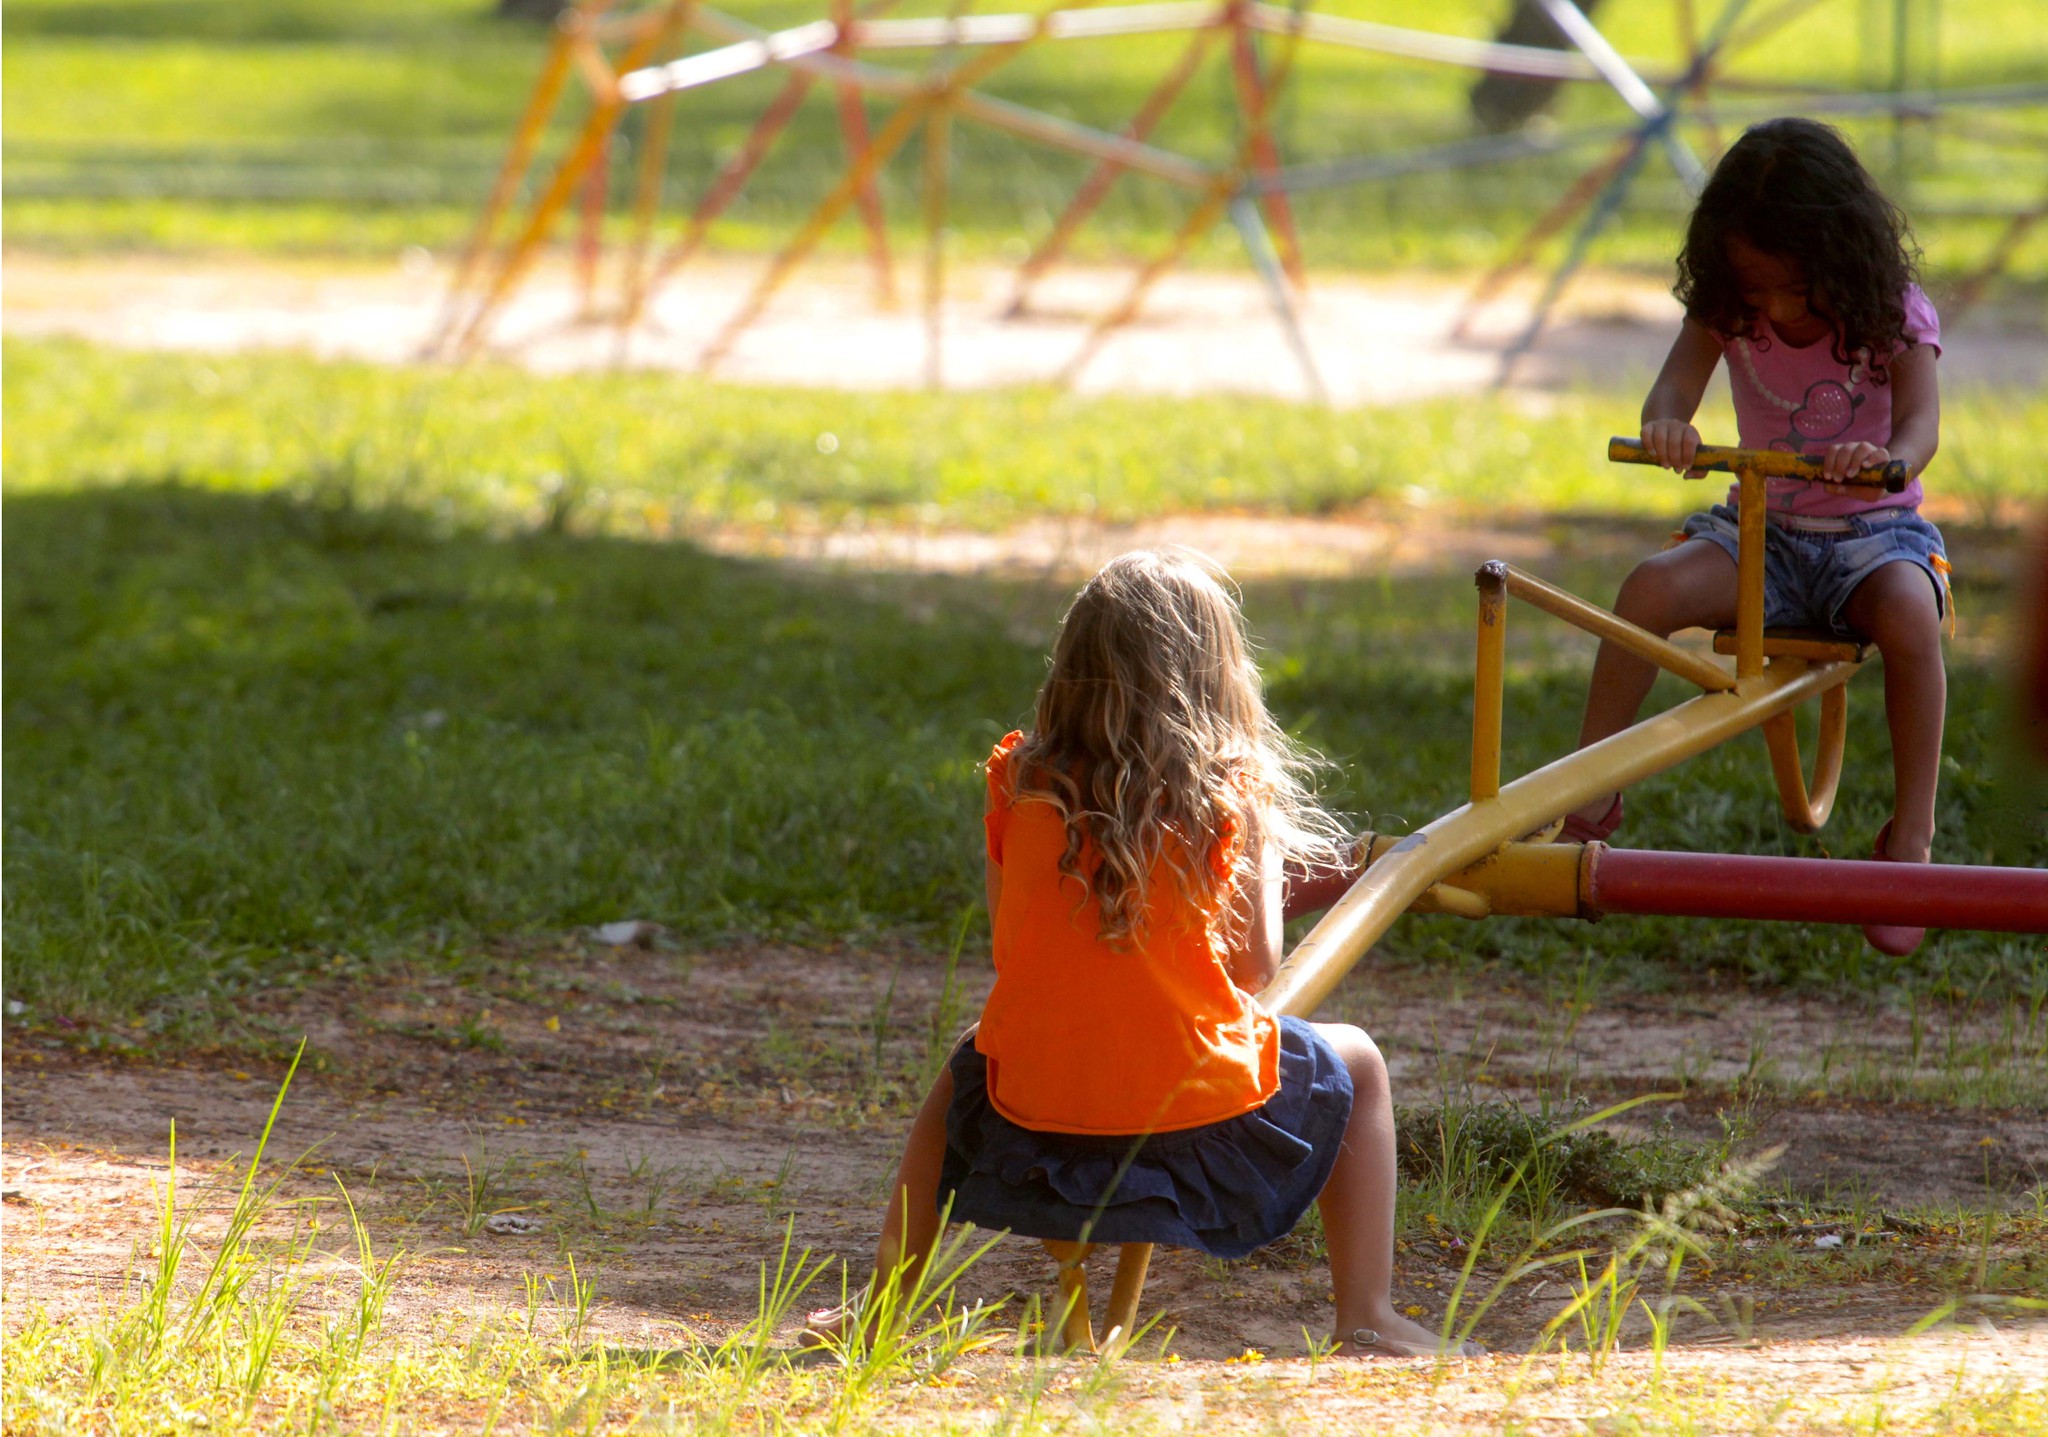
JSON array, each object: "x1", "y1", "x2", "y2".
[
  {"x1": 454, "y1": 0, "x2": 697, "y2": 358},
  {"x1": 1004, "y1": 20, "x2": 1221, "y2": 317},
  {"x1": 639, "y1": 69, "x2": 817, "y2": 305},
  {"x1": 699, "y1": 91, "x2": 933, "y2": 371},
  {"x1": 1061, "y1": 2, "x2": 1303, "y2": 383},
  {"x1": 634, "y1": 0, "x2": 909, "y2": 322},
  {"x1": 1227, "y1": 4, "x2": 1305, "y2": 289},
  {"x1": 923, "y1": 101, "x2": 954, "y2": 388},
  {"x1": 1451, "y1": 138, "x2": 1631, "y2": 342},
  {"x1": 1949, "y1": 188, "x2": 2048, "y2": 317},
  {"x1": 833, "y1": 0, "x2": 898, "y2": 305},
  {"x1": 1057, "y1": 181, "x2": 1235, "y2": 383},
  {"x1": 575, "y1": 126, "x2": 613, "y2": 317},
  {"x1": 702, "y1": 0, "x2": 1110, "y2": 371}
]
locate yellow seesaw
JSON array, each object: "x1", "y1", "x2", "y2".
[{"x1": 1021, "y1": 438, "x2": 2048, "y2": 1355}]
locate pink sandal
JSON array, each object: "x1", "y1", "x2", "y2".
[
  {"x1": 1558, "y1": 794, "x2": 1624, "y2": 845},
  {"x1": 1863, "y1": 819, "x2": 1925, "y2": 957}
]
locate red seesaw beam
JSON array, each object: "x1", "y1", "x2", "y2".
[{"x1": 1584, "y1": 847, "x2": 2048, "y2": 933}]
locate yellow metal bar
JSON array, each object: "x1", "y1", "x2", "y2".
[
  {"x1": 1043, "y1": 1240, "x2": 1097, "y2": 1352},
  {"x1": 1735, "y1": 467, "x2": 1767, "y2": 680},
  {"x1": 1360, "y1": 834, "x2": 1584, "y2": 918},
  {"x1": 1761, "y1": 680, "x2": 1849, "y2": 832},
  {"x1": 1103, "y1": 1244, "x2": 1152, "y2": 1353},
  {"x1": 1261, "y1": 654, "x2": 1854, "y2": 1018},
  {"x1": 1498, "y1": 564, "x2": 1734, "y2": 693},
  {"x1": 1416, "y1": 882, "x2": 1490, "y2": 919},
  {"x1": 1472, "y1": 562, "x2": 1508, "y2": 800},
  {"x1": 922, "y1": 94, "x2": 954, "y2": 388},
  {"x1": 618, "y1": 81, "x2": 681, "y2": 336},
  {"x1": 1711, "y1": 629, "x2": 1868, "y2": 664},
  {"x1": 427, "y1": 20, "x2": 578, "y2": 355},
  {"x1": 1607, "y1": 435, "x2": 1906, "y2": 491}
]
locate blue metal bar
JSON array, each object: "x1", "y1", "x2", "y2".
[{"x1": 1227, "y1": 190, "x2": 1328, "y2": 404}]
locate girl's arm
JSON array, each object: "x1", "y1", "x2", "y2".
[
  {"x1": 1640, "y1": 319, "x2": 1723, "y2": 472},
  {"x1": 1225, "y1": 833, "x2": 1285, "y2": 995},
  {"x1": 985, "y1": 850, "x2": 1003, "y2": 931},
  {"x1": 1821, "y1": 341, "x2": 1939, "y2": 482}
]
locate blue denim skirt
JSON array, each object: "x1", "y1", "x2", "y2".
[
  {"x1": 1681, "y1": 504, "x2": 1949, "y2": 637},
  {"x1": 937, "y1": 1015, "x2": 1353, "y2": 1260}
]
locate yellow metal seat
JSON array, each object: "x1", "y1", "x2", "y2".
[
  {"x1": 1711, "y1": 627, "x2": 1870, "y2": 665},
  {"x1": 1041, "y1": 1240, "x2": 1154, "y2": 1355}
]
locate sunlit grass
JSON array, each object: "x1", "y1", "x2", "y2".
[
  {"x1": 7, "y1": 339, "x2": 2047, "y2": 530},
  {"x1": 5, "y1": 1069, "x2": 2042, "y2": 1435},
  {"x1": 4, "y1": 0, "x2": 2044, "y2": 278},
  {"x1": 4, "y1": 338, "x2": 2042, "y2": 1030}
]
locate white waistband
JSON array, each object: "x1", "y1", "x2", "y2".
[{"x1": 1767, "y1": 511, "x2": 1901, "y2": 534}]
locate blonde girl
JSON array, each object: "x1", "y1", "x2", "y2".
[{"x1": 810, "y1": 549, "x2": 1474, "y2": 1358}]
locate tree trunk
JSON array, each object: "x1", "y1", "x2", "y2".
[
  {"x1": 495, "y1": 0, "x2": 573, "y2": 22},
  {"x1": 1469, "y1": 0, "x2": 1605, "y2": 134}
]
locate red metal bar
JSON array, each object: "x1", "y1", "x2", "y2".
[
  {"x1": 1586, "y1": 847, "x2": 2048, "y2": 933},
  {"x1": 833, "y1": 0, "x2": 897, "y2": 305},
  {"x1": 576, "y1": 127, "x2": 614, "y2": 316},
  {"x1": 1004, "y1": 20, "x2": 1221, "y2": 317},
  {"x1": 1228, "y1": 8, "x2": 1305, "y2": 290}
]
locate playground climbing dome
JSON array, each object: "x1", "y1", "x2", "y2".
[{"x1": 433, "y1": 0, "x2": 2048, "y2": 394}]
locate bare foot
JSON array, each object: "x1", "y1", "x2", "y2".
[{"x1": 1880, "y1": 821, "x2": 1933, "y2": 864}]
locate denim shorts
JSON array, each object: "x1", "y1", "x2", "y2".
[{"x1": 1680, "y1": 504, "x2": 1949, "y2": 638}]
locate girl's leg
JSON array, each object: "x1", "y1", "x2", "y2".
[
  {"x1": 1569, "y1": 540, "x2": 1740, "y2": 824},
  {"x1": 1838, "y1": 560, "x2": 1946, "y2": 861},
  {"x1": 805, "y1": 1060, "x2": 955, "y2": 1340},
  {"x1": 1311, "y1": 1022, "x2": 1446, "y2": 1356}
]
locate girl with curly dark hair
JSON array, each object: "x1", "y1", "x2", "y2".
[{"x1": 1566, "y1": 118, "x2": 1949, "y2": 957}]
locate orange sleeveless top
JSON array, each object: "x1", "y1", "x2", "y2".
[{"x1": 975, "y1": 731, "x2": 1280, "y2": 1135}]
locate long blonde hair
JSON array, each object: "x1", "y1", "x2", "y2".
[{"x1": 1004, "y1": 549, "x2": 1352, "y2": 945}]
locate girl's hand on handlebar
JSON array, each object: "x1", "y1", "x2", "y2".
[
  {"x1": 1641, "y1": 419, "x2": 1703, "y2": 476},
  {"x1": 1822, "y1": 440, "x2": 1889, "y2": 492}
]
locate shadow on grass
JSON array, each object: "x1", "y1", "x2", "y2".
[{"x1": 3, "y1": 482, "x2": 2040, "y2": 1023}]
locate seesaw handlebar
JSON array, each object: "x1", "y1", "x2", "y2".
[{"x1": 1607, "y1": 436, "x2": 1910, "y2": 493}]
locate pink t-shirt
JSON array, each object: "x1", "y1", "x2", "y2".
[{"x1": 1719, "y1": 284, "x2": 1940, "y2": 516}]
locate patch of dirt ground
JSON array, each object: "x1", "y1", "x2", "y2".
[
  {"x1": 5, "y1": 938, "x2": 2044, "y2": 1430},
  {"x1": 7, "y1": 251, "x2": 2044, "y2": 405}
]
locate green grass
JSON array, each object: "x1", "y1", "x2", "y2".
[
  {"x1": 5, "y1": 0, "x2": 2045, "y2": 280},
  {"x1": 9, "y1": 338, "x2": 2048, "y2": 531},
  {"x1": 6, "y1": 1065, "x2": 2040, "y2": 1433},
  {"x1": 5, "y1": 337, "x2": 2044, "y2": 1027}
]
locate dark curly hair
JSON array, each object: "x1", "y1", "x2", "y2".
[{"x1": 1675, "y1": 118, "x2": 1921, "y2": 373}]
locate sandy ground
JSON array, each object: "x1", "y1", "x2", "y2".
[
  {"x1": 6, "y1": 942, "x2": 2044, "y2": 1385},
  {"x1": 6, "y1": 255, "x2": 2045, "y2": 1426},
  {"x1": 7, "y1": 251, "x2": 2045, "y2": 404}
]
